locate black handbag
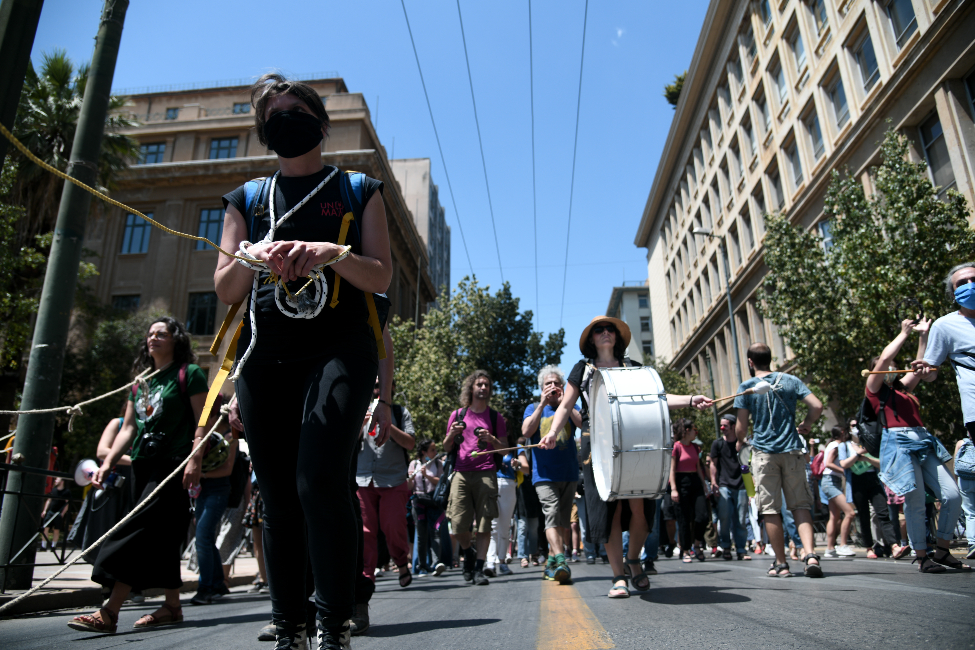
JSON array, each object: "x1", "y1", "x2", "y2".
[{"x1": 856, "y1": 384, "x2": 891, "y2": 457}]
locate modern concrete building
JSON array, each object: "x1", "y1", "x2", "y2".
[
  {"x1": 634, "y1": 0, "x2": 975, "y2": 405},
  {"x1": 606, "y1": 284, "x2": 655, "y2": 363},
  {"x1": 389, "y1": 158, "x2": 451, "y2": 302},
  {"x1": 82, "y1": 75, "x2": 438, "y2": 387}
]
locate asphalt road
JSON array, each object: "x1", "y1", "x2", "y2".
[{"x1": 1, "y1": 553, "x2": 973, "y2": 649}]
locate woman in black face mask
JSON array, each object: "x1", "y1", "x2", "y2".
[{"x1": 214, "y1": 73, "x2": 393, "y2": 649}]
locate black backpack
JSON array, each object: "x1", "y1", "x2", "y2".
[{"x1": 855, "y1": 383, "x2": 892, "y2": 457}]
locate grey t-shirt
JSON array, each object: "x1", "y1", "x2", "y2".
[
  {"x1": 923, "y1": 311, "x2": 975, "y2": 423},
  {"x1": 734, "y1": 372, "x2": 811, "y2": 455},
  {"x1": 356, "y1": 405, "x2": 415, "y2": 488}
]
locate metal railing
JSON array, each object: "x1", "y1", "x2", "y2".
[
  {"x1": 0, "y1": 462, "x2": 84, "y2": 593},
  {"x1": 113, "y1": 71, "x2": 340, "y2": 97}
]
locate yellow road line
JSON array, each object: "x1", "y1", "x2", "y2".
[{"x1": 537, "y1": 578, "x2": 614, "y2": 650}]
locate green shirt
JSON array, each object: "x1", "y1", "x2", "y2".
[{"x1": 128, "y1": 363, "x2": 208, "y2": 460}]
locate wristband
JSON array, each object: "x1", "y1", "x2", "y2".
[{"x1": 377, "y1": 399, "x2": 391, "y2": 407}]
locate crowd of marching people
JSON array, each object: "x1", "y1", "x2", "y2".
[{"x1": 47, "y1": 72, "x2": 974, "y2": 649}]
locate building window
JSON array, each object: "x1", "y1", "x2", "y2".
[
  {"x1": 638, "y1": 293, "x2": 649, "y2": 309},
  {"x1": 186, "y1": 292, "x2": 219, "y2": 336},
  {"x1": 771, "y1": 59, "x2": 788, "y2": 110},
  {"x1": 785, "y1": 137, "x2": 804, "y2": 190},
  {"x1": 919, "y1": 113, "x2": 957, "y2": 199},
  {"x1": 112, "y1": 295, "x2": 140, "y2": 312},
  {"x1": 729, "y1": 140, "x2": 744, "y2": 186},
  {"x1": 729, "y1": 56, "x2": 744, "y2": 95},
  {"x1": 767, "y1": 161, "x2": 785, "y2": 210},
  {"x1": 642, "y1": 342, "x2": 653, "y2": 357},
  {"x1": 741, "y1": 208, "x2": 755, "y2": 251},
  {"x1": 701, "y1": 196, "x2": 713, "y2": 229},
  {"x1": 818, "y1": 219, "x2": 834, "y2": 253},
  {"x1": 139, "y1": 142, "x2": 165, "y2": 164},
  {"x1": 209, "y1": 137, "x2": 238, "y2": 160},
  {"x1": 196, "y1": 208, "x2": 224, "y2": 251},
  {"x1": 755, "y1": 87, "x2": 772, "y2": 135},
  {"x1": 803, "y1": 108, "x2": 824, "y2": 160},
  {"x1": 165, "y1": 107, "x2": 179, "y2": 120},
  {"x1": 742, "y1": 115, "x2": 755, "y2": 160},
  {"x1": 812, "y1": 0, "x2": 828, "y2": 36},
  {"x1": 743, "y1": 24, "x2": 758, "y2": 69},
  {"x1": 120, "y1": 212, "x2": 151, "y2": 254},
  {"x1": 710, "y1": 103, "x2": 722, "y2": 138},
  {"x1": 727, "y1": 225, "x2": 742, "y2": 269},
  {"x1": 640, "y1": 316, "x2": 651, "y2": 332},
  {"x1": 232, "y1": 102, "x2": 251, "y2": 114},
  {"x1": 752, "y1": 188, "x2": 767, "y2": 232},
  {"x1": 759, "y1": 0, "x2": 774, "y2": 30},
  {"x1": 853, "y1": 30, "x2": 880, "y2": 93},
  {"x1": 966, "y1": 71, "x2": 975, "y2": 120},
  {"x1": 825, "y1": 71, "x2": 849, "y2": 129},
  {"x1": 885, "y1": 0, "x2": 917, "y2": 49},
  {"x1": 788, "y1": 25, "x2": 806, "y2": 73},
  {"x1": 701, "y1": 127, "x2": 713, "y2": 160}
]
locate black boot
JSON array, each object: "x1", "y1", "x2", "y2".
[{"x1": 462, "y1": 546, "x2": 476, "y2": 582}]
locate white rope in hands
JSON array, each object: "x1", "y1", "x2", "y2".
[
  {"x1": 231, "y1": 169, "x2": 350, "y2": 381},
  {"x1": 0, "y1": 405, "x2": 231, "y2": 615}
]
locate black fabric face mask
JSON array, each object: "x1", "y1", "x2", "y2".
[{"x1": 264, "y1": 110, "x2": 324, "y2": 158}]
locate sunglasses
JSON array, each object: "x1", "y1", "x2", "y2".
[
  {"x1": 956, "y1": 277, "x2": 975, "y2": 288},
  {"x1": 592, "y1": 324, "x2": 616, "y2": 335}
]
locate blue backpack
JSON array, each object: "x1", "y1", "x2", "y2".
[{"x1": 956, "y1": 439, "x2": 975, "y2": 480}]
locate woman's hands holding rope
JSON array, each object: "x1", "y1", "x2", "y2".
[{"x1": 249, "y1": 240, "x2": 351, "y2": 282}]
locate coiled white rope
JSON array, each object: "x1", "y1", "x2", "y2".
[
  {"x1": 0, "y1": 406, "x2": 231, "y2": 615},
  {"x1": 230, "y1": 169, "x2": 350, "y2": 381}
]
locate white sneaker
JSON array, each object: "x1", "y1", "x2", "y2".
[
  {"x1": 765, "y1": 545, "x2": 775, "y2": 556},
  {"x1": 823, "y1": 548, "x2": 839, "y2": 558},
  {"x1": 836, "y1": 545, "x2": 857, "y2": 557},
  {"x1": 497, "y1": 563, "x2": 513, "y2": 576},
  {"x1": 433, "y1": 562, "x2": 446, "y2": 576}
]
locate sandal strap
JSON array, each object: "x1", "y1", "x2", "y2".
[
  {"x1": 625, "y1": 558, "x2": 642, "y2": 564},
  {"x1": 801, "y1": 553, "x2": 820, "y2": 563},
  {"x1": 612, "y1": 575, "x2": 628, "y2": 583}
]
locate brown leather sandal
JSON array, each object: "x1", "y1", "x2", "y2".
[
  {"x1": 133, "y1": 602, "x2": 183, "y2": 628},
  {"x1": 67, "y1": 607, "x2": 118, "y2": 634}
]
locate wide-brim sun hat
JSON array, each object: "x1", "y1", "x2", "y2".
[{"x1": 579, "y1": 316, "x2": 631, "y2": 355}]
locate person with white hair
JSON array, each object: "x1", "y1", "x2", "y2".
[{"x1": 519, "y1": 364, "x2": 582, "y2": 584}]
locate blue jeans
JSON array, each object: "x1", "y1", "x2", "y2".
[
  {"x1": 897, "y1": 430, "x2": 962, "y2": 550},
  {"x1": 716, "y1": 487, "x2": 748, "y2": 551},
  {"x1": 642, "y1": 498, "x2": 662, "y2": 561},
  {"x1": 957, "y1": 477, "x2": 975, "y2": 548},
  {"x1": 516, "y1": 515, "x2": 538, "y2": 559},
  {"x1": 195, "y1": 478, "x2": 230, "y2": 591}
]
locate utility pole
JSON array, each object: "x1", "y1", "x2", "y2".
[
  {"x1": 0, "y1": 0, "x2": 44, "y2": 167},
  {"x1": 0, "y1": 0, "x2": 128, "y2": 590}
]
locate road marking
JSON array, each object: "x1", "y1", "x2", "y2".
[{"x1": 537, "y1": 578, "x2": 614, "y2": 650}]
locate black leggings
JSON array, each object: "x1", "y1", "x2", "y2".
[
  {"x1": 675, "y1": 472, "x2": 708, "y2": 551},
  {"x1": 237, "y1": 351, "x2": 377, "y2": 627},
  {"x1": 849, "y1": 472, "x2": 898, "y2": 550}
]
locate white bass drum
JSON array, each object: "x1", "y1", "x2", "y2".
[{"x1": 589, "y1": 365, "x2": 671, "y2": 501}]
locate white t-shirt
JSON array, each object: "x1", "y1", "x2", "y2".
[
  {"x1": 822, "y1": 440, "x2": 849, "y2": 475},
  {"x1": 923, "y1": 311, "x2": 975, "y2": 423}
]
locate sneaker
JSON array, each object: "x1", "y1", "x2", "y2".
[
  {"x1": 190, "y1": 589, "x2": 212, "y2": 605},
  {"x1": 483, "y1": 566, "x2": 497, "y2": 578},
  {"x1": 543, "y1": 564, "x2": 557, "y2": 580},
  {"x1": 664, "y1": 545, "x2": 674, "y2": 558},
  {"x1": 722, "y1": 548, "x2": 732, "y2": 561},
  {"x1": 710, "y1": 546, "x2": 721, "y2": 558},
  {"x1": 967, "y1": 546, "x2": 975, "y2": 561},
  {"x1": 823, "y1": 548, "x2": 839, "y2": 558},
  {"x1": 349, "y1": 603, "x2": 369, "y2": 636},
  {"x1": 433, "y1": 562, "x2": 447, "y2": 576},
  {"x1": 129, "y1": 591, "x2": 145, "y2": 604},
  {"x1": 586, "y1": 556, "x2": 596, "y2": 565},
  {"x1": 317, "y1": 621, "x2": 351, "y2": 650},
  {"x1": 472, "y1": 570, "x2": 490, "y2": 585},
  {"x1": 273, "y1": 622, "x2": 308, "y2": 650},
  {"x1": 249, "y1": 581, "x2": 268, "y2": 593},
  {"x1": 497, "y1": 563, "x2": 513, "y2": 576},
  {"x1": 462, "y1": 569, "x2": 474, "y2": 583},
  {"x1": 258, "y1": 621, "x2": 277, "y2": 641},
  {"x1": 764, "y1": 545, "x2": 775, "y2": 556},
  {"x1": 642, "y1": 559, "x2": 657, "y2": 575},
  {"x1": 209, "y1": 582, "x2": 231, "y2": 601},
  {"x1": 553, "y1": 562, "x2": 571, "y2": 584},
  {"x1": 836, "y1": 545, "x2": 857, "y2": 557}
]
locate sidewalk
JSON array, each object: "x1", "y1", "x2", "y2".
[{"x1": 0, "y1": 550, "x2": 260, "y2": 617}]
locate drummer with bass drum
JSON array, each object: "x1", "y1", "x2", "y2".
[{"x1": 538, "y1": 316, "x2": 712, "y2": 599}]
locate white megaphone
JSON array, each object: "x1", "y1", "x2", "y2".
[{"x1": 74, "y1": 459, "x2": 100, "y2": 486}]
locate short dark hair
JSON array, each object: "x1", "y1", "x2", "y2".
[
  {"x1": 133, "y1": 316, "x2": 196, "y2": 373},
  {"x1": 250, "y1": 73, "x2": 330, "y2": 147},
  {"x1": 460, "y1": 370, "x2": 492, "y2": 408},
  {"x1": 830, "y1": 425, "x2": 845, "y2": 440},
  {"x1": 747, "y1": 342, "x2": 772, "y2": 370},
  {"x1": 415, "y1": 439, "x2": 435, "y2": 460},
  {"x1": 581, "y1": 324, "x2": 627, "y2": 361}
]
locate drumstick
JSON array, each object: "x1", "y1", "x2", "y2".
[
  {"x1": 713, "y1": 380, "x2": 773, "y2": 404},
  {"x1": 860, "y1": 368, "x2": 935, "y2": 377},
  {"x1": 470, "y1": 443, "x2": 542, "y2": 457}
]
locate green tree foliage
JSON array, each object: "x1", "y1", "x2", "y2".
[
  {"x1": 664, "y1": 71, "x2": 686, "y2": 108},
  {"x1": 645, "y1": 356, "x2": 715, "y2": 448},
  {"x1": 389, "y1": 277, "x2": 565, "y2": 445},
  {"x1": 759, "y1": 128, "x2": 975, "y2": 444}
]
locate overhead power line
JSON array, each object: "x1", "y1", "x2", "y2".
[
  {"x1": 400, "y1": 0, "x2": 474, "y2": 276},
  {"x1": 528, "y1": 0, "x2": 539, "y2": 328},
  {"x1": 559, "y1": 0, "x2": 590, "y2": 329},
  {"x1": 455, "y1": 0, "x2": 505, "y2": 284}
]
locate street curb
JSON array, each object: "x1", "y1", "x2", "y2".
[{"x1": 0, "y1": 573, "x2": 258, "y2": 618}]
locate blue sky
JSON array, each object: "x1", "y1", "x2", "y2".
[{"x1": 32, "y1": 0, "x2": 708, "y2": 374}]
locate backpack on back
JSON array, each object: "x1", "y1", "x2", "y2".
[
  {"x1": 810, "y1": 451, "x2": 825, "y2": 479},
  {"x1": 855, "y1": 383, "x2": 891, "y2": 457}
]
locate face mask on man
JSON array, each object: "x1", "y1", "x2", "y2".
[
  {"x1": 264, "y1": 110, "x2": 323, "y2": 158},
  {"x1": 955, "y1": 282, "x2": 975, "y2": 310}
]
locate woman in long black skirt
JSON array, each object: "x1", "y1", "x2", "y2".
[
  {"x1": 69, "y1": 317, "x2": 209, "y2": 633},
  {"x1": 538, "y1": 316, "x2": 711, "y2": 598}
]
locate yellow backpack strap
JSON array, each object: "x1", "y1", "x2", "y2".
[
  {"x1": 199, "y1": 320, "x2": 244, "y2": 426},
  {"x1": 210, "y1": 301, "x2": 242, "y2": 355},
  {"x1": 330, "y1": 212, "x2": 355, "y2": 308},
  {"x1": 365, "y1": 293, "x2": 387, "y2": 360}
]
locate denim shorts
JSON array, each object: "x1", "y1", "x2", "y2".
[{"x1": 821, "y1": 473, "x2": 845, "y2": 501}]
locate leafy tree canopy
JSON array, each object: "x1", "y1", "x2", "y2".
[
  {"x1": 759, "y1": 127, "x2": 975, "y2": 445},
  {"x1": 389, "y1": 277, "x2": 564, "y2": 446}
]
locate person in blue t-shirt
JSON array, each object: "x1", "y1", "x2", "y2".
[
  {"x1": 734, "y1": 342, "x2": 823, "y2": 579},
  {"x1": 520, "y1": 365, "x2": 581, "y2": 584}
]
